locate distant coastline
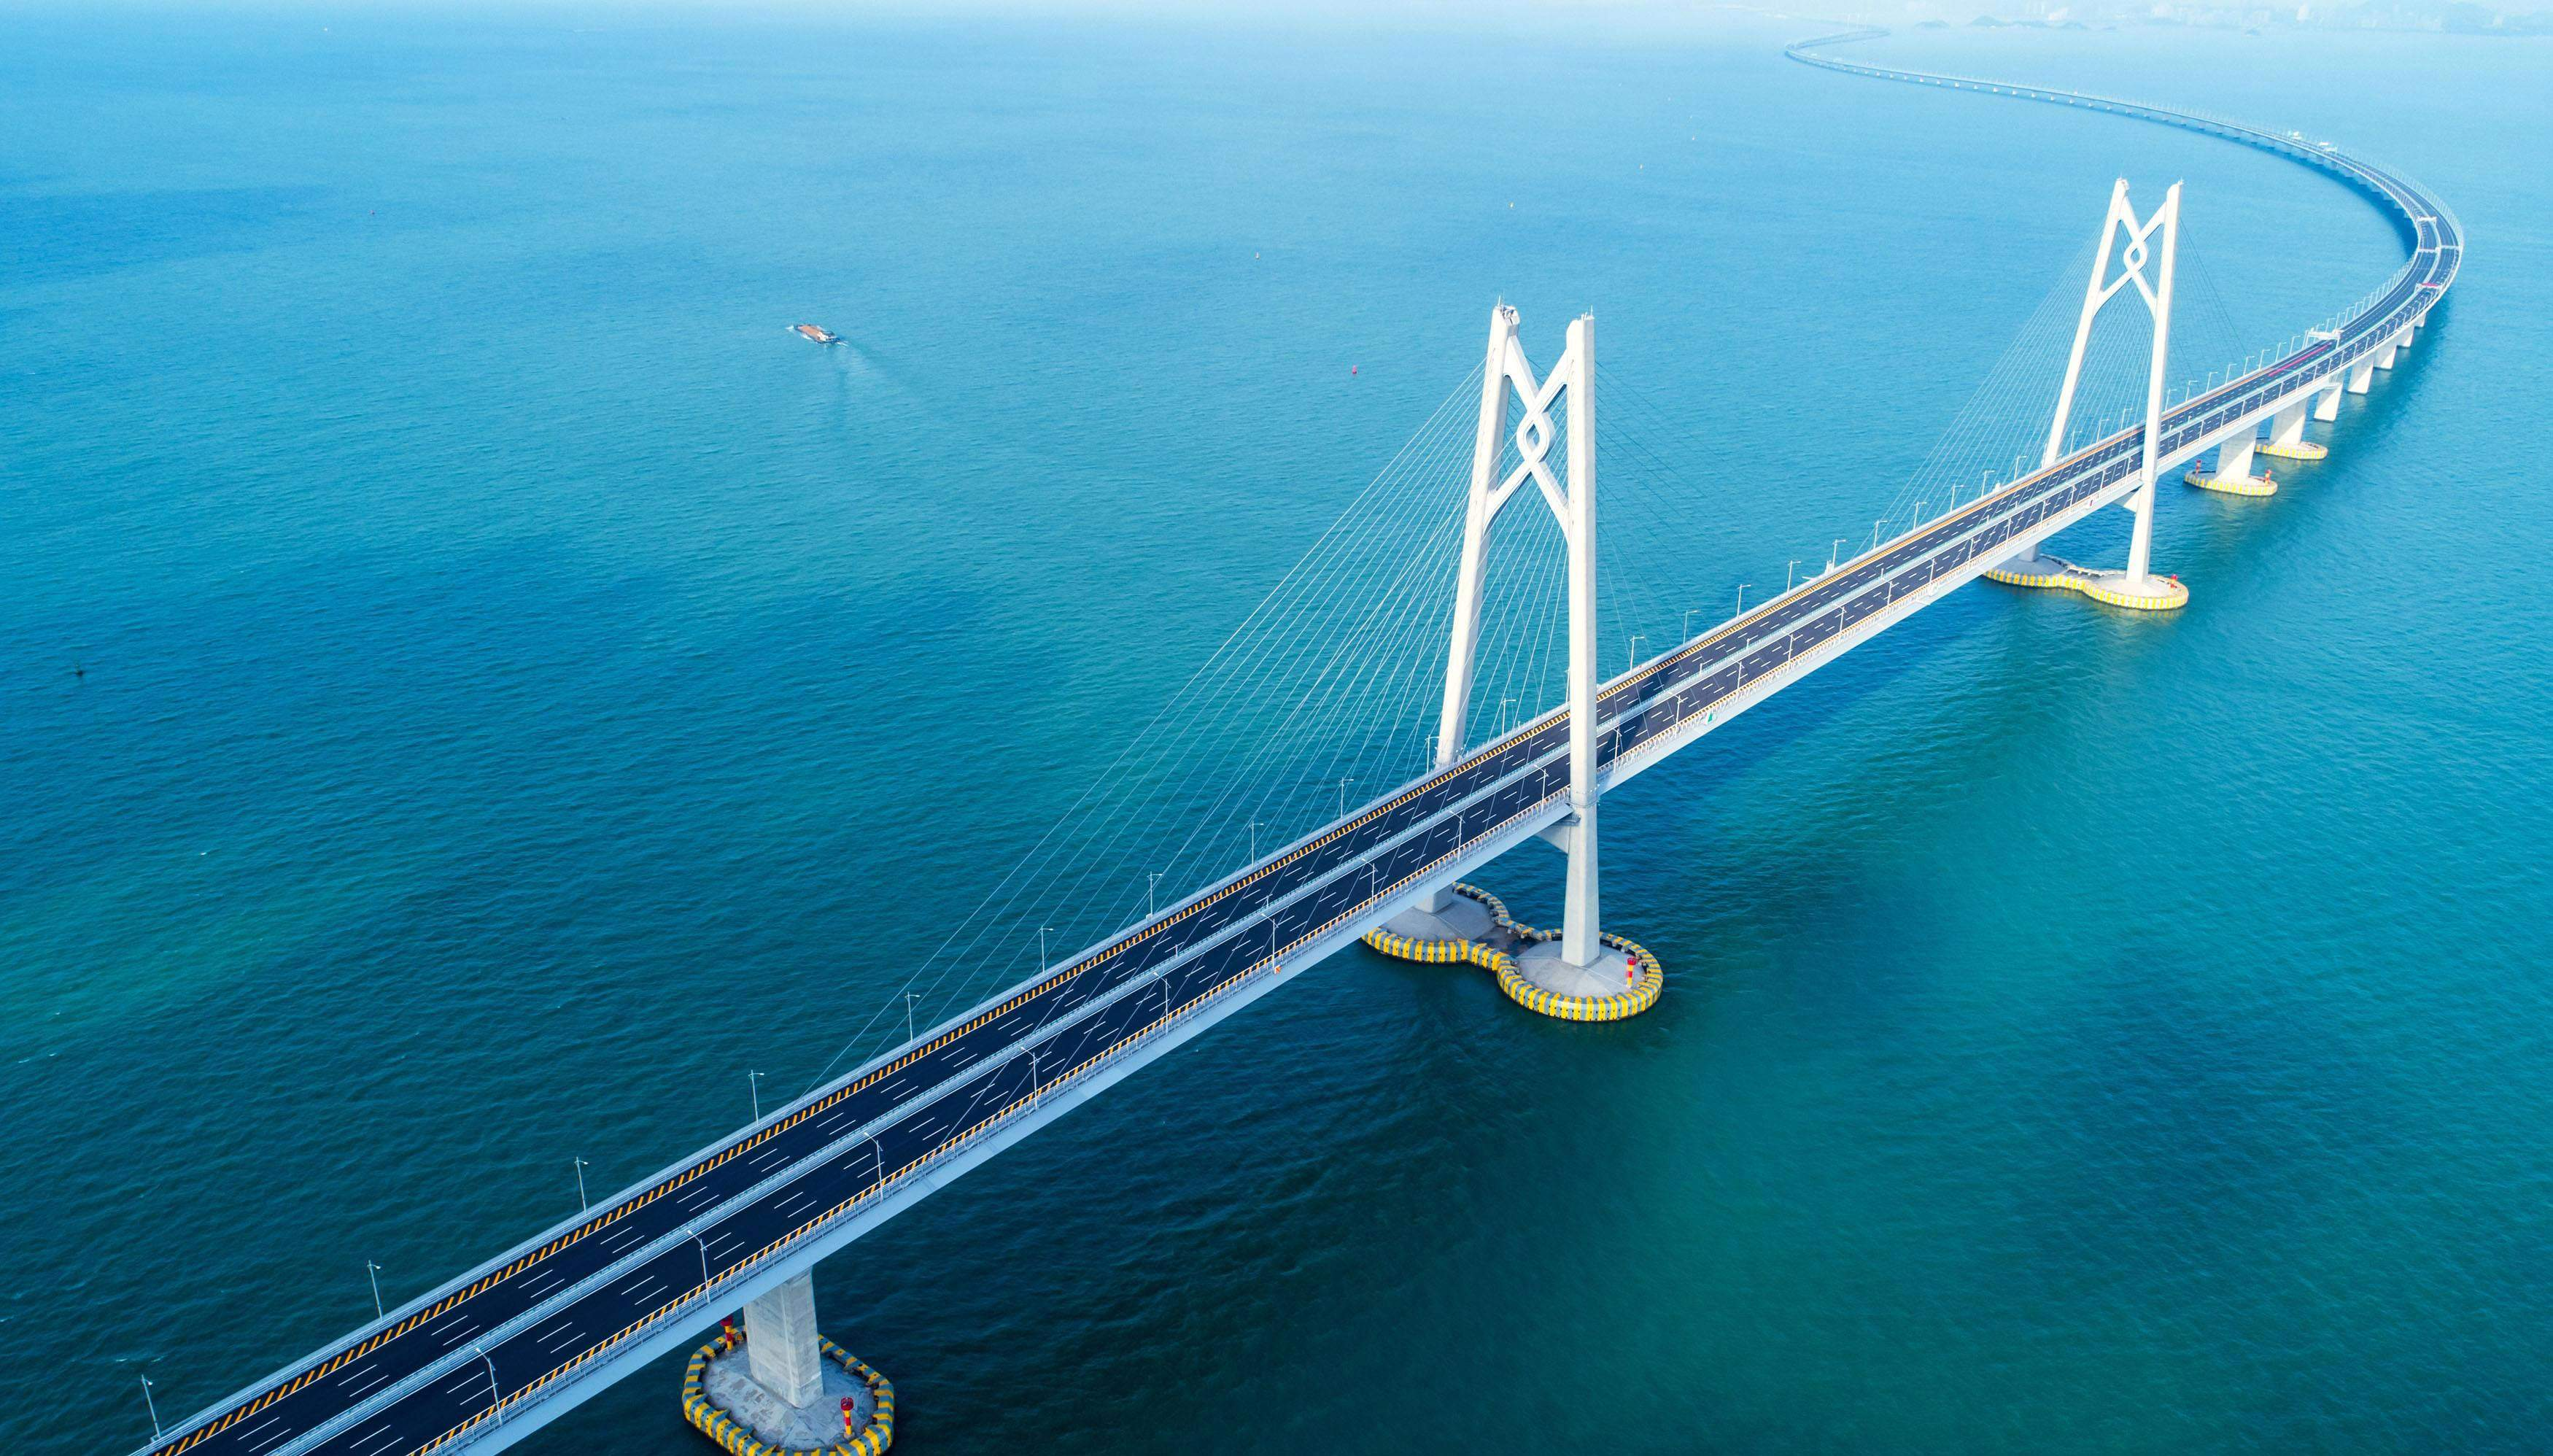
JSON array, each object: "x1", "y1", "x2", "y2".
[{"x1": 1898, "y1": 3, "x2": 2553, "y2": 39}]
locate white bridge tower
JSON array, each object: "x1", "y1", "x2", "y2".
[
  {"x1": 1989, "y1": 177, "x2": 2192, "y2": 611},
  {"x1": 1372, "y1": 303, "x2": 1654, "y2": 1020}
]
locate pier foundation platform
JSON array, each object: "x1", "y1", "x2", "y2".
[
  {"x1": 1983, "y1": 552, "x2": 2189, "y2": 611},
  {"x1": 1365, "y1": 883, "x2": 1661, "y2": 1021},
  {"x1": 681, "y1": 1275, "x2": 894, "y2": 1456}
]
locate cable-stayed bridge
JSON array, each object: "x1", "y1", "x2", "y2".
[{"x1": 133, "y1": 31, "x2": 2457, "y2": 1456}]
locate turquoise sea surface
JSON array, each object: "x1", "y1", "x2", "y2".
[{"x1": 6, "y1": 9, "x2": 2551, "y2": 1452}]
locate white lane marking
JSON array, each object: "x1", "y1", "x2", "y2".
[
  {"x1": 519, "y1": 1269, "x2": 562, "y2": 1296},
  {"x1": 676, "y1": 1184, "x2": 719, "y2": 1207},
  {"x1": 943, "y1": 1046, "x2": 977, "y2": 1068},
  {"x1": 349, "y1": 1422, "x2": 403, "y2": 1456},
  {"x1": 436, "y1": 1318, "x2": 479, "y2": 1347},
  {"x1": 339, "y1": 1364, "x2": 391, "y2": 1398},
  {"x1": 621, "y1": 1275, "x2": 663, "y2": 1304},
  {"x1": 242, "y1": 1417, "x2": 295, "y2": 1453},
  {"x1": 537, "y1": 1322, "x2": 584, "y2": 1352},
  {"x1": 600, "y1": 1225, "x2": 644, "y2": 1250},
  {"x1": 775, "y1": 1190, "x2": 813, "y2": 1216},
  {"x1": 745, "y1": 1146, "x2": 787, "y2": 1169},
  {"x1": 444, "y1": 1368, "x2": 489, "y2": 1398}
]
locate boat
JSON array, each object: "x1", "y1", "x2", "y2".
[{"x1": 791, "y1": 324, "x2": 842, "y2": 345}]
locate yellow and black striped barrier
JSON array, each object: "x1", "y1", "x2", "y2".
[
  {"x1": 1363, "y1": 883, "x2": 1662, "y2": 1022},
  {"x1": 1983, "y1": 557, "x2": 2189, "y2": 611},
  {"x1": 680, "y1": 1328, "x2": 894, "y2": 1456},
  {"x1": 2182, "y1": 468, "x2": 2277, "y2": 497}
]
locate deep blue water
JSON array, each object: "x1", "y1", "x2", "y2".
[{"x1": 6, "y1": 9, "x2": 2551, "y2": 1453}]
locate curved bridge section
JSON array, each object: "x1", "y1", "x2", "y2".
[
  {"x1": 1785, "y1": 26, "x2": 2460, "y2": 348},
  {"x1": 133, "y1": 36, "x2": 2459, "y2": 1456}
]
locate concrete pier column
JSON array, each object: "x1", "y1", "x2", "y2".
[
  {"x1": 743, "y1": 1272, "x2": 824, "y2": 1408},
  {"x1": 2375, "y1": 341, "x2": 2399, "y2": 370},
  {"x1": 2347, "y1": 359, "x2": 2375, "y2": 395},
  {"x1": 2314, "y1": 382, "x2": 2343, "y2": 422},
  {"x1": 2269, "y1": 400, "x2": 2309, "y2": 449},
  {"x1": 2217, "y1": 433, "x2": 2256, "y2": 482}
]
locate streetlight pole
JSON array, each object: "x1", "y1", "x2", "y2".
[
  {"x1": 141, "y1": 1375, "x2": 160, "y2": 1439},
  {"x1": 471, "y1": 1344, "x2": 502, "y2": 1421},
  {"x1": 1627, "y1": 634, "x2": 1645, "y2": 672},
  {"x1": 1336, "y1": 777, "x2": 1354, "y2": 819},
  {"x1": 1786, "y1": 558, "x2": 1801, "y2": 592},
  {"x1": 748, "y1": 1070, "x2": 763, "y2": 1120},
  {"x1": 1681, "y1": 607, "x2": 1699, "y2": 640},
  {"x1": 1246, "y1": 821, "x2": 1260, "y2": 862},
  {"x1": 367, "y1": 1260, "x2": 384, "y2": 1320},
  {"x1": 903, "y1": 993, "x2": 919, "y2": 1044},
  {"x1": 1829, "y1": 538, "x2": 1846, "y2": 570},
  {"x1": 1735, "y1": 582, "x2": 1751, "y2": 616},
  {"x1": 1147, "y1": 871, "x2": 1162, "y2": 919},
  {"x1": 573, "y1": 1158, "x2": 589, "y2": 1213},
  {"x1": 1038, "y1": 926, "x2": 1051, "y2": 970}
]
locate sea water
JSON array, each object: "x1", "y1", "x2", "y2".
[{"x1": 4, "y1": 9, "x2": 2550, "y2": 1452}]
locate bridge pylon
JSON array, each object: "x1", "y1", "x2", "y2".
[
  {"x1": 1986, "y1": 177, "x2": 2191, "y2": 611},
  {"x1": 1368, "y1": 304, "x2": 1660, "y2": 1022}
]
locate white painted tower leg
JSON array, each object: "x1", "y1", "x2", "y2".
[
  {"x1": 1992, "y1": 179, "x2": 2128, "y2": 580},
  {"x1": 1558, "y1": 314, "x2": 1602, "y2": 970},
  {"x1": 1422, "y1": 304, "x2": 1519, "y2": 916},
  {"x1": 2118, "y1": 182, "x2": 2181, "y2": 599}
]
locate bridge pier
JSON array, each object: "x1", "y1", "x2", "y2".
[
  {"x1": 2187, "y1": 430, "x2": 2274, "y2": 495},
  {"x1": 2256, "y1": 396, "x2": 2325, "y2": 462},
  {"x1": 2347, "y1": 358, "x2": 2376, "y2": 394},
  {"x1": 2314, "y1": 382, "x2": 2344, "y2": 421},
  {"x1": 680, "y1": 1274, "x2": 895, "y2": 1456},
  {"x1": 745, "y1": 1273, "x2": 824, "y2": 1406}
]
